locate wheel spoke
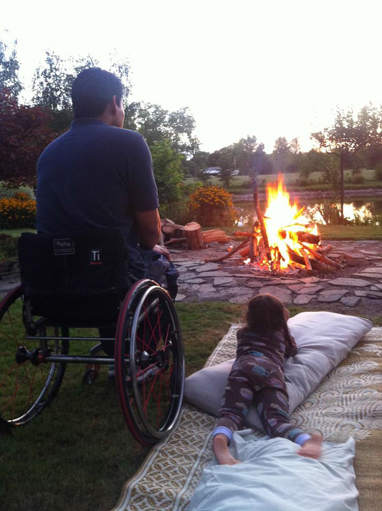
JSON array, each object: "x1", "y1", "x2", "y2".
[
  {"x1": 115, "y1": 282, "x2": 184, "y2": 445},
  {"x1": 0, "y1": 287, "x2": 67, "y2": 425}
]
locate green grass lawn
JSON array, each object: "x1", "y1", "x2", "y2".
[{"x1": 0, "y1": 302, "x2": 244, "y2": 511}]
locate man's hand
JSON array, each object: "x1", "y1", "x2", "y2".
[{"x1": 154, "y1": 244, "x2": 171, "y2": 261}]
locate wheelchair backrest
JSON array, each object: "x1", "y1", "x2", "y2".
[{"x1": 18, "y1": 229, "x2": 130, "y2": 299}]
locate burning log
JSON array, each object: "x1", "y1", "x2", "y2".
[
  {"x1": 287, "y1": 246, "x2": 325, "y2": 271},
  {"x1": 300, "y1": 248, "x2": 313, "y2": 272},
  {"x1": 204, "y1": 240, "x2": 249, "y2": 263},
  {"x1": 184, "y1": 222, "x2": 204, "y2": 250},
  {"x1": 300, "y1": 243, "x2": 343, "y2": 269},
  {"x1": 278, "y1": 230, "x2": 321, "y2": 245},
  {"x1": 317, "y1": 244, "x2": 333, "y2": 254},
  {"x1": 253, "y1": 182, "x2": 272, "y2": 265}
]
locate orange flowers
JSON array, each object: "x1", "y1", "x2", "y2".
[
  {"x1": 188, "y1": 185, "x2": 237, "y2": 226},
  {"x1": 0, "y1": 196, "x2": 36, "y2": 229}
]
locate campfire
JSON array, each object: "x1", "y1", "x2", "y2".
[
  {"x1": 205, "y1": 176, "x2": 342, "y2": 274},
  {"x1": 161, "y1": 175, "x2": 342, "y2": 275}
]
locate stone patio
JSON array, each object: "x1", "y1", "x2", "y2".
[
  {"x1": 171, "y1": 240, "x2": 382, "y2": 312},
  {"x1": 1, "y1": 240, "x2": 381, "y2": 316}
]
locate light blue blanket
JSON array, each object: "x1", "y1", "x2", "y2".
[{"x1": 188, "y1": 432, "x2": 358, "y2": 511}]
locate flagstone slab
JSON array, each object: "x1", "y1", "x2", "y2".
[
  {"x1": 300, "y1": 277, "x2": 321, "y2": 284},
  {"x1": 178, "y1": 272, "x2": 200, "y2": 281},
  {"x1": 353, "y1": 273, "x2": 382, "y2": 279},
  {"x1": 175, "y1": 294, "x2": 186, "y2": 302},
  {"x1": 180, "y1": 278, "x2": 206, "y2": 284},
  {"x1": 365, "y1": 291, "x2": 382, "y2": 299},
  {"x1": 297, "y1": 285, "x2": 325, "y2": 294},
  {"x1": 195, "y1": 284, "x2": 216, "y2": 294},
  {"x1": 328, "y1": 278, "x2": 371, "y2": 287},
  {"x1": 293, "y1": 294, "x2": 315, "y2": 305},
  {"x1": 355, "y1": 291, "x2": 367, "y2": 297},
  {"x1": 288, "y1": 284, "x2": 305, "y2": 292},
  {"x1": 341, "y1": 296, "x2": 361, "y2": 307},
  {"x1": 266, "y1": 279, "x2": 302, "y2": 286},
  {"x1": 258, "y1": 286, "x2": 292, "y2": 304},
  {"x1": 229, "y1": 291, "x2": 257, "y2": 304},
  {"x1": 230, "y1": 273, "x2": 274, "y2": 278},
  {"x1": 213, "y1": 277, "x2": 235, "y2": 286},
  {"x1": 246, "y1": 280, "x2": 269, "y2": 288},
  {"x1": 195, "y1": 263, "x2": 221, "y2": 272},
  {"x1": 370, "y1": 284, "x2": 382, "y2": 291},
  {"x1": 358, "y1": 267, "x2": 382, "y2": 274},
  {"x1": 197, "y1": 271, "x2": 232, "y2": 278},
  {"x1": 317, "y1": 289, "x2": 348, "y2": 302}
]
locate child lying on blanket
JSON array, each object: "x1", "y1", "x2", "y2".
[{"x1": 212, "y1": 293, "x2": 322, "y2": 465}]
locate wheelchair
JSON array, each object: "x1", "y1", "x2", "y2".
[{"x1": 0, "y1": 229, "x2": 185, "y2": 446}]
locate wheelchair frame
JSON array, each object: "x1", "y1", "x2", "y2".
[{"x1": 0, "y1": 277, "x2": 185, "y2": 446}]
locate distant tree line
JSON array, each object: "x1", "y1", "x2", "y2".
[{"x1": 2, "y1": 36, "x2": 382, "y2": 219}]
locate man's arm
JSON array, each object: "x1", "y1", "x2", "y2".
[{"x1": 135, "y1": 209, "x2": 161, "y2": 250}]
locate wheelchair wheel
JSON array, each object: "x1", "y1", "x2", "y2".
[
  {"x1": 0, "y1": 285, "x2": 68, "y2": 429},
  {"x1": 115, "y1": 280, "x2": 185, "y2": 445}
]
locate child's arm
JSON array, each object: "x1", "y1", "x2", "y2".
[{"x1": 285, "y1": 332, "x2": 298, "y2": 357}]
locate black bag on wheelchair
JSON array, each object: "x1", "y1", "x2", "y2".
[{"x1": 18, "y1": 229, "x2": 132, "y2": 324}]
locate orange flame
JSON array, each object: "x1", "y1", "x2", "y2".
[{"x1": 260, "y1": 175, "x2": 319, "y2": 269}]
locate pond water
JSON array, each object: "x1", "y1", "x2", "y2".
[{"x1": 235, "y1": 197, "x2": 382, "y2": 226}]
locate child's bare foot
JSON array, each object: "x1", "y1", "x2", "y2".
[
  {"x1": 298, "y1": 434, "x2": 322, "y2": 459},
  {"x1": 212, "y1": 434, "x2": 241, "y2": 466}
]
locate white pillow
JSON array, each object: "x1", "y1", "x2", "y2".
[
  {"x1": 184, "y1": 311, "x2": 372, "y2": 430},
  {"x1": 188, "y1": 433, "x2": 358, "y2": 511}
]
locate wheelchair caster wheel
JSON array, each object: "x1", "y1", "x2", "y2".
[{"x1": 82, "y1": 369, "x2": 98, "y2": 385}]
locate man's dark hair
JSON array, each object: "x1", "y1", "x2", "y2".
[{"x1": 71, "y1": 67, "x2": 123, "y2": 119}]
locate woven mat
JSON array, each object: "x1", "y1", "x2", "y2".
[{"x1": 112, "y1": 327, "x2": 382, "y2": 511}]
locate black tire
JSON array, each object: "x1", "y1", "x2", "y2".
[
  {"x1": 115, "y1": 280, "x2": 185, "y2": 445},
  {"x1": 0, "y1": 285, "x2": 67, "y2": 428}
]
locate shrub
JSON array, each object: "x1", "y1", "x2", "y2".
[
  {"x1": 374, "y1": 163, "x2": 382, "y2": 181},
  {"x1": 0, "y1": 234, "x2": 18, "y2": 260},
  {"x1": 0, "y1": 196, "x2": 36, "y2": 229},
  {"x1": 352, "y1": 172, "x2": 365, "y2": 184},
  {"x1": 188, "y1": 185, "x2": 237, "y2": 226}
]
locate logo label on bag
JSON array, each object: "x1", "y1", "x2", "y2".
[
  {"x1": 53, "y1": 238, "x2": 75, "y2": 255},
  {"x1": 90, "y1": 249, "x2": 102, "y2": 265}
]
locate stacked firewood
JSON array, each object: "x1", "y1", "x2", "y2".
[{"x1": 160, "y1": 219, "x2": 230, "y2": 250}]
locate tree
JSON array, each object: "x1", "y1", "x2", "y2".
[
  {"x1": 233, "y1": 136, "x2": 258, "y2": 174},
  {"x1": 0, "y1": 90, "x2": 55, "y2": 189},
  {"x1": 208, "y1": 146, "x2": 235, "y2": 186},
  {"x1": 356, "y1": 103, "x2": 382, "y2": 169},
  {"x1": 32, "y1": 51, "x2": 74, "y2": 111},
  {"x1": 184, "y1": 150, "x2": 210, "y2": 177},
  {"x1": 0, "y1": 38, "x2": 22, "y2": 98},
  {"x1": 311, "y1": 107, "x2": 368, "y2": 220},
  {"x1": 32, "y1": 51, "x2": 131, "y2": 133},
  {"x1": 272, "y1": 137, "x2": 291, "y2": 173},
  {"x1": 150, "y1": 138, "x2": 184, "y2": 204},
  {"x1": 125, "y1": 102, "x2": 199, "y2": 156}
]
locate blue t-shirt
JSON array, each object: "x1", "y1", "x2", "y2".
[{"x1": 36, "y1": 118, "x2": 159, "y2": 277}]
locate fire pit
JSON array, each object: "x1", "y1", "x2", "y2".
[{"x1": 206, "y1": 176, "x2": 341, "y2": 275}]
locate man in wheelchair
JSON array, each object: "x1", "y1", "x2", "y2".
[
  {"x1": 36, "y1": 66, "x2": 178, "y2": 301},
  {"x1": 35, "y1": 67, "x2": 178, "y2": 356},
  {"x1": 1, "y1": 67, "x2": 184, "y2": 445}
]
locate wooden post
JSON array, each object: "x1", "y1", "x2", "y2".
[{"x1": 184, "y1": 222, "x2": 204, "y2": 249}]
